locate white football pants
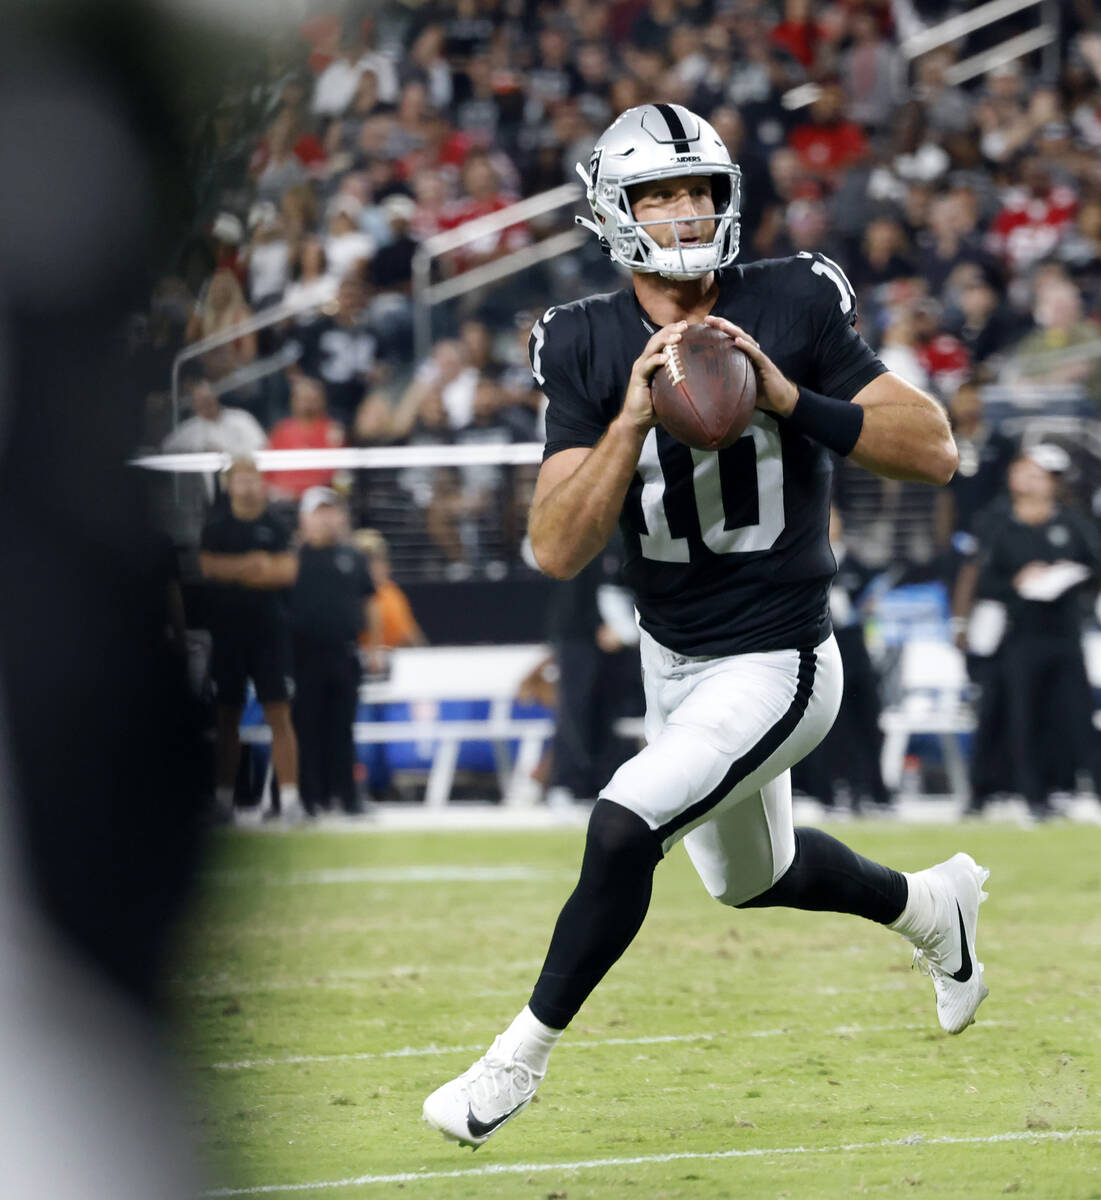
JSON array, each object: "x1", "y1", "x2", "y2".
[{"x1": 602, "y1": 630, "x2": 843, "y2": 905}]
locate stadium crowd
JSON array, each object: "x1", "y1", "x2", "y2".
[
  {"x1": 130, "y1": 0, "x2": 1101, "y2": 814},
  {"x1": 132, "y1": 0, "x2": 1101, "y2": 579}
]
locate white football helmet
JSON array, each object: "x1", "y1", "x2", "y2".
[{"x1": 575, "y1": 103, "x2": 742, "y2": 280}]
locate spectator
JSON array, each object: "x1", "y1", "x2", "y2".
[
  {"x1": 354, "y1": 528, "x2": 427, "y2": 650},
  {"x1": 185, "y1": 267, "x2": 258, "y2": 387},
  {"x1": 916, "y1": 191, "x2": 994, "y2": 296},
  {"x1": 912, "y1": 48, "x2": 972, "y2": 136},
  {"x1": 956, "y1": 446, "x2": 1101, "y2": 817},
  {"x1": 312, "y1": 32, "x2": 397, "y2": 119},
  {"x1": 323, "y1": 195, "x2": 375, "y2": 283},
  {"x1": 1007, "y1": 276, "x2": 1101, "y2": 393},
  {"x1": 251, "y1": 111, "x2": 310, "y2": 203},
  {"x1": 988, "y1": 157, "x2": 1078, "y2": 274},
  {"x1": 769, "y1": 0, "x2": 822, "y2": 70},
  {"x1": 267, "y1": 375, "x2": 345, "y2": 502},
  {"x1": 842, "y1": 11, "x2": 905, "y2": 131},
  {"x1": 242, "y1": 203, "x2": 292, "y2": 310},
  {"x1": 369, "y1": 194, "x2": 418, "y2": 297},
  {"x1": 283, "y1": 235, "x2": 338, "y2": 318},
  {"x1": 850, "y1": 215, "x2": 916, "y2": 293},
  {"x1": 708, "y1": 105, "x2": 780, "y2": 255},
  {"x1": 163, "y1": 369, "x2": 267, "y2": 457},
  {"x1": 788, "y1": 79, "x2": 870, "y2": 187},
  {"x1": 403, "y1": 24, "x2": 453, "y2": 111},
  {"x1": 199, "y1": 456, "x2": 301, "y2": 822},
  {"x1": 945, "y1": 266, "x2": 1031, "y2": 369},
  {"x1": 290, "y1": 487, "x2": 379, "y2": 815},
  {"x1": 973, "y1": 62, "x2": 1035, "y2": 165},
  {"x1": 439, "y1": 149, "x2": 530, "y2": 274},
  {"x1": 279, "y1": 181, "x2": 320, "y2": 245},
  {"x1": 324, "y1": 67, "x2": 387, "y2": 162},
  {"x1": 287, "y1": 274, "x2": 380, "y2": 423},
  {"x1": 392, "y1": 339, "x2": 478, "y2": 438}
]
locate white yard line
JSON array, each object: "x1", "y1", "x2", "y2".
[
  {"x1": 201, "y1": 1128, "x2": 1101, "y2": 1196},
  {"x1": 206, "y1": 1019, "x2": 1012, "y2": 1071},
  {"x1": 207, "y1": 1032, "x2": 715, "y2": 1071}
]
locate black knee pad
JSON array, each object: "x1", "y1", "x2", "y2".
[{"x1": 584, "y1": 798, "x2": 664, "y2": 874}]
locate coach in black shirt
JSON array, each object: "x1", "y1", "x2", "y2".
[
  {"x1": 961, "y1": 445, "x2": 1101, "y2": 816},
  {"x1": 200, "y1": 456, "x2": 302, "y2": 821},
  {"x1": 291, "y1": 487, "x2": 379, "y2": 814}
]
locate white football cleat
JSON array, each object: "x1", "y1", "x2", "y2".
[
  {"x1": 423, "y1": 1035, "x2": 544, "y2": 1148},
  {"x1": 910, "y1": 852, "x2": 990, "y2": 1034}
]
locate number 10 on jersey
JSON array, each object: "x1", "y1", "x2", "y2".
[{"x1": 637, "y1": 413, "x2": 786, "y2": 561}]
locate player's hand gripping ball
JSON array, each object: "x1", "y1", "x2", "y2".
[{"x1": 650, "y1": 324, "x2": 757, "y2": 450}]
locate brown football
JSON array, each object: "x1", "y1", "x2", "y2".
[{"x1": 650, "y1": 324, "x2": 757, "y2": 451}]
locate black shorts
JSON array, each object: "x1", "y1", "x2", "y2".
[{"x1": 210, "y1": 627, "x2": 293, "y2": 707}]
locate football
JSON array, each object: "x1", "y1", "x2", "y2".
[{"x1": 650, "y1": 324, "x2": 757, "y2": 451}]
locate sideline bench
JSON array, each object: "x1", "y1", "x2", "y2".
[{"x1": 241, "y1": 644, "x2": 554, "y2": 806}]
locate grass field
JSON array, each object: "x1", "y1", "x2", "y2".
[{"x1": 177, "y1": 819, "x2": 1101, "y2": 1198}]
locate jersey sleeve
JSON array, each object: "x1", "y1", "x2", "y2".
[
  {"x1": 529, "y1": 306, "x2": 607, "y2": 459},
  {"x1": 799, "y1": 252, "x2": 888, "y2": 402}
]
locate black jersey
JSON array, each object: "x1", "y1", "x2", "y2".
[
  {"x1": 972, "y1": 502, "x2": 1101, "y2": 639},
  {"x1": 291, "y1": 543, "x2": 375, "y2": 646},
  {"x1": 288, "y1": 315, "x2": 379, "y2": 422},
  {"x1": 530, "y1": 253, "x2": 887, "y2": 656},
  {"x1": 200, "y1": 509, "x2": 292, "y2": 635}
]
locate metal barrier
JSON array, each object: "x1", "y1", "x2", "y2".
[
  {"x1": 784, "y1": 0, "x2": 1059, "y2": 110},
  {"x1": 170, "y1": 297, "x2": 326, "y2": 429},
  {"x1": 410, "y1": 182, "x2": 585, "y2": 363}
]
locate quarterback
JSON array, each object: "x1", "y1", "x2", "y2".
[{"x1": 424, "y1": 103, "x2": 989, "y2": 1147}]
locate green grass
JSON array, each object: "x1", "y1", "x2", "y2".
[{"x1": 177, "y1": 822, "x2": 1101, "y2": 1198}]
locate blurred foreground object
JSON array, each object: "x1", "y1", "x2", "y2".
[{"x1": 0, "y1": 3, "x2": 232, "y2": 1193}]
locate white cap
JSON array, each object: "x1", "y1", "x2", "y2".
[
  {"x1": 299, "y1": 486, "x2": 339, "y2": 515},
  {"x1": 382, "y1": 193, "x2": 416, "y2": 221},
  {"x1": 1024, "y1": 443, "x2": 1070, "y2": 474},
  {"x1": 212, "y1": 212, "x2": 244, "y2": 244}
]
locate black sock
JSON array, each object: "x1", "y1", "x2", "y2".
[
  {"x1": 737, "y1": 826, "x2": 907, "y2": 925},
  {"x1": 529, "y1": 799, "x2": 663, "y2": 1029}
]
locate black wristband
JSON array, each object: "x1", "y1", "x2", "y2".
[{"x1": 785, "y1": 386, "x2": 864, "y2": 457}]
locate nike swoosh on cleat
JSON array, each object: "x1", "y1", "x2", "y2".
[
  {"x1": 466, "y1": 1102, "x2": 523, "y2": 1139},
  {"x1": 949, "y1": 903, "x2": 973, "y2": 983}
]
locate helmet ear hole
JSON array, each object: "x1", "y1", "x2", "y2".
[{"x1": 711, "y1": 175, "x2": 731, "y2": 211}]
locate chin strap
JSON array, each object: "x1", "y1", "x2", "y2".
[{"x1": 574, "y1": 214, "x2": 612, "y2": 258}]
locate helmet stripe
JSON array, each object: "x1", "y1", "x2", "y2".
[{"x1": 654, "y1": 103, "x2": 691, "y2": 154}]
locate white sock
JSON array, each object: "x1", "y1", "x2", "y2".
[
  {"x1": 889, "y1": 870, "x2": 941, "y2": 947},
  {"x1": 281, "y1": 784, "x2": 301, "y2": 811},
  {"x1": 501, "y1": 1005, "x2": 562, "y2": 1074}
]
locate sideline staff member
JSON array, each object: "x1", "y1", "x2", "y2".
[
  {"x1": 291, "y1": 487, "x2": 380, "y2": 814},
  {"x1": 957, "y1": 444, "x2": 1101, "y2": 816},
  {"x1": 199, "y1": 456, "x2": 301, "y2": 821}
]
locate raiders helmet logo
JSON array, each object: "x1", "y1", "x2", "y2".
[{"x1": 588, "y1": 147, "x2": 603, "y2": 187}]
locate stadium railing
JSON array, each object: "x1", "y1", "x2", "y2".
[{"x1": 410, "y1": 181, "x2": 585, "y2": 362}]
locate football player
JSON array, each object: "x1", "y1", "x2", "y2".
[{"x1": 424, "y1": 103, "x2": 989, "y2": 1148}]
